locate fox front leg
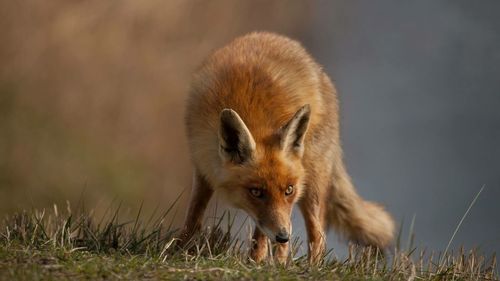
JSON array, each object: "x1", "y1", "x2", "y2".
[
  {"x1": 250, "y1": 227, "x2": 268, "y2": 263},
  {"x1": 178, "y1": 171, "x2": 213, "y2": 245},
  {"x1": 275, "y1": 242, "x2": 289, "y2": 265}
]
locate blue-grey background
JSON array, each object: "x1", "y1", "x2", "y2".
[{"x1": 296, "y1": 1, "x2": 500, "y2": 256}]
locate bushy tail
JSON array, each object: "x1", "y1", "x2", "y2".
[{"x1": 326, "y1": 164, "x2": 395, "y2": 248}]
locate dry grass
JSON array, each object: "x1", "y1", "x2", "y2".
[{"x1": 0, "y1": 200, "x2": 497, "y2": 280}]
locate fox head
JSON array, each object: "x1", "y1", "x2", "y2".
[{"x1": 217, "y1": 105, "x2": 311, "y2": 243}]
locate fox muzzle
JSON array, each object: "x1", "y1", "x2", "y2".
[{"x1": 275, "y1": 228, "x2": 289, "y2": 243}]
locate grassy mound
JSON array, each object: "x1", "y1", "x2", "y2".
[{"x1": 0, "y1": 202, "x2": 497, "y2": 280}]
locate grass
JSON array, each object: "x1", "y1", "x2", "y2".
[{"x1": 0, "y1": 199, "x2": 497, "y2": 280}]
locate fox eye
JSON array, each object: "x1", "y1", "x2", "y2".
[
  {"x1": 249, "y1": 188, "x2": 263, "y2": 198},
  {"x1": 285, "y1": 185, "x2": 294, "y2": 196}
]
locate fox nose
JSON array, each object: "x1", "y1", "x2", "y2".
[{"x1": 275, "y1": 229, "x2": 289, "y2": 243}]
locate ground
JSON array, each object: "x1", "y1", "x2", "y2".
[{"x1": 0, "y1": 205, "x2": 496, "y2": 280}]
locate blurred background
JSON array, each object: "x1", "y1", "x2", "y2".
[{"x1": 1, "y1": 1, "x2": 498, "y2": 256}]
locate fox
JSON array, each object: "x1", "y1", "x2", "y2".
[{"x1": 181, "y1": 32, "x2": 395, "y2": 264}]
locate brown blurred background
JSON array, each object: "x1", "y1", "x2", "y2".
[{"x1": 0, "y1": 1, "x2": 311, "y2": 220}]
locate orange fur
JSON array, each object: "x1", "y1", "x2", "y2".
[{"x1": 182, "y1": 32, "x2": 395, "y2": 264}]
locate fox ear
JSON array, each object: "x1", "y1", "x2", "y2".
[
  {"x1": 218, "y1": 109, "x2": 256, "y2": 164},
  {"x1": 280, "y1": 104, "x2": 311, "y2": 157}
]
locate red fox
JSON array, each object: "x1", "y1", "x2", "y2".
[{"x1": 182, "y1": 32, "x2": 394, "y2": 263}]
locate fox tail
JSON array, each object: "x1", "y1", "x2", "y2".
[{"x1": 326, "y1": 164, "x2": 395, "y2": 248}]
